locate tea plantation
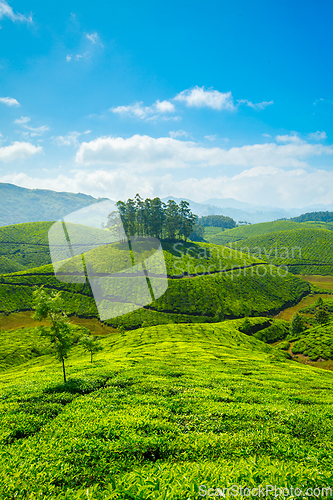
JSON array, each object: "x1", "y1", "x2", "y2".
[{"x1": 1, "y1": 320, "x2": 333, "y2": 499}]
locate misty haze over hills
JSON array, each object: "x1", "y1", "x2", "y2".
[
  {"x1": 0, "y1": 183, "x2": 332, "y2": 227},
  {"x1": 163, "y1": 196, "x2": 333, "y2": 224}
]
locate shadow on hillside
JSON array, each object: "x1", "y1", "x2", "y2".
[{"x1": 44, "y1": 376, "x2": 111, "y2": 395}]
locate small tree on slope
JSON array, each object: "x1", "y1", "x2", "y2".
[
  {"x1": 32, "y1": 287, "x2": 73, "y2": 383},
  {"x1": 80, "y1": 334, "x2": 103, "y2": 363}
]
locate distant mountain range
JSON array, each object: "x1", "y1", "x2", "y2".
[
  {"x1": 163, "y1": 196, "x2": 333, "y2": 224},
  {"x1": 0, "y1": 183, "x2": 332, "y2": 227}
]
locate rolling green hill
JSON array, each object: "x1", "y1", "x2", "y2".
[
  {"x1": 0, "y1": 221, "x2": 53, "y2": 272},
  {"x1": 204, "y1": 220, "x2": 310, "y2": 245},
  {"x1": 1, "y1": 320, "x2": 333, "y2": 498},
  {"x1": 231, "y1": 227, "x2": 333, "y2": 276},
  {"x1": 0, "y1": 183, "x2": 108, "y2": 227},
  {"x1": 0, "y1": 257, "x2": 309, "y2": 329}
]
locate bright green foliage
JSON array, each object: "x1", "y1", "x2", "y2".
[
  {"x1": 0, "y1": 321, "x2": 333, "y2": 497},
  {"x1": 32, "y1": 287, "x2": 75, "y2": 383},
  {"x1": 0, "y1": 221, "x2": 53, "y2": 273},
  {"x1": 205, "y1": 220, "x2": 312, "y2": 245},
  {"x1": 80, "y1": 334, "x2": 103, "y2": 362},
  {"x1": 292, "y1": 321, "x2": 333, "y2": 360},
  {"x1": 230, "y1": 227, "x2": 333, "y2": 275},
  {"x1": 276, "y1": 340, "x2": 290, "y2": 351},
  {"x1": 290, "y1": 313, "x2": 306, "y2": 335},
  {"x1": 0, "y1": 238, "x2": 310, "y2": 329}
]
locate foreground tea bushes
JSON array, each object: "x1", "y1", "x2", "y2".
[{"x1": 0, "y1": 321, "x2": 333, "y2": 498}]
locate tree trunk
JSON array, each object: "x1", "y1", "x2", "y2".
[
  {"x1": 91, "y1": 352, "x2": 93, "y2": 363},
  {"x1": 62, "y1": 357, "x2": 67, "y2": 383}
]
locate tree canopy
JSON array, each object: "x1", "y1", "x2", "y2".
[
  {"x1": 109, "y1": 195, "x2": 197, "y2": 241},
  {"x1": 197, "y1": 214, "x2": 236, "y2": 229}
]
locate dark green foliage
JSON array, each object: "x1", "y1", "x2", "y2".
[
  {"x1": 239, "y1": 317, "x2": 252, "y2": 334},
  {"x1": 189, "y1": 222, "x2": 205, "y2": 242},
  {"x1": 198, "y1": 214, "x2": 236, "y2": 229},
  {"x1": 291, "y1": 211, "x2": 333, "y2": 223},
  {"x1": 315, "y1": 309, "x2": 329, "y2": 325},
  {"x1": 254, "y1": 319, "x2": 290, "y2": 343},
  {"x1": 290, "y1": 313, "x2": 306, "y2": 335},
  {"x1": 115, "y1": 195, "x2": 197, "y2": 240}
]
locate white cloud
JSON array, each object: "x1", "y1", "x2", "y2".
[
  {"x1": 155, "y1": 100, "x2": 175, "y2": 113},
  {"x1": 174, "y1": 86, "x2": 235, "y2": 110},
  {"x1": 0, "y1": 141, "x2": 42, "y2": 162},
  {"x1": 3, "y1": 166, "x2": 333, "y2": 209},
  {"x1": 276, "y1": 134, "x2": 302, "y2": 143},
  {"x1": 169, "y1": 130, "x2": 189, "y2": 139},
  {"x1": 238, "y1": 99, "x2": 274, "y2": 110},
  {"x1": 0, "y1": 96, "x2": 20, "y2": 107},
  {"x1": 86, "y1": 32, "x2": 103, "y2": 47},
  {"x1": 262, "y1": 133, "x2": 271, "y2": 138},
  {"x1": 87, "y1": 32, "x2": 98, "y2": 43},
  {"x1": 75, "y1": 134, "x2": 333, "y2": 170},
  {"x1": 54, "y1": 130, "x2": 91, "y2": 147},
  {"x1": 205, "y1": 135, "x2": 217, "y2": 141},
  {"x1": 14, "y1": 117, "x2": 49, "y2": 137},
  {"x1": 111, "y1": 99, "x2": 176, "y2": 120},
  {"x1": 66, "y1": 55, "x2": 72, "y2": 62},
  {"x1": 308, "y1": 131, "x2": 327, "y2": 141},
  {"x1": 14, "y1": 116, "x2": 30, "y2": 124},
  {"x1": 0, "y1": 1, "x2": 32, "y2": 23}
]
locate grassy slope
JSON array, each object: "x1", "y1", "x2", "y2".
[
  {"x1": 204, "y1": 220, "x2": 311, "y2": 245},
  {"x1": 0, "y1": 221, "x2": 53, "y2": 272},
  {"x1": 230, "y1": 227, "x2": 333, "y2": 276},
  {"x1": 0, "y1": 258, "x2": 309, "y2": 328},
  {"x1": 1, "y1": 321, "x2": 333, "y2": 498},
  {"x1": 0, "y1": 222, "x2": 310, "y2": 326}
]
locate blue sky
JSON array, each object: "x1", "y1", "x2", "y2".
[{"x1": 0, "y1": 0, "x2": 333, "y2": 207}]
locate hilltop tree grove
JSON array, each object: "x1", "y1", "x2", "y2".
[{"x1": 111, "y1": 195, "x2": 197, "y2": 241}]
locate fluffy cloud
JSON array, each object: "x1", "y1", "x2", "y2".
[
  {"x1": 0, "y1": 1, "x2": 32, "y2": 23},
  {"x1": 111, "y1": 100, "x2": 176, "y2": 120},
  {"x1": 0, "y1": 97, "x2": 20, "y2": 107},
  {"x1": 3, "y1": 166, "x2": 333, "y2": 209},
  {"x1": 174, "y1": 86, "x2": 235, "y2": 110},
  {"x1": 75, "y1": 134, "x2": 333, "y2": 170},
  {"x1": 0, "y1": 142, "x2": 42, "y2": 162}
]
